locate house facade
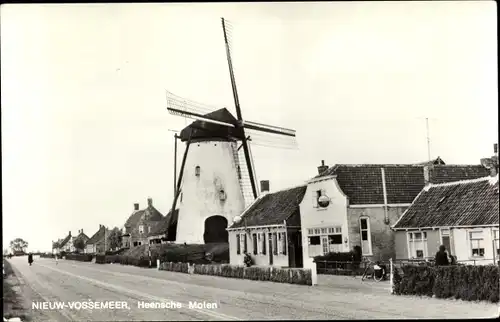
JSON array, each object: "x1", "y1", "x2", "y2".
[
  {"x1": 73, "y1": 229, "x2": 90, "y2": 253},
  {"x1": 59, "y1": 231, "x2": 74, "y2": 253},
  {"x1": 85, "y1": 225, "x2": 110, "y2": 254},
  {"x1": 227, "y1": 182, "x2": 306, "y2": 268},
  {"x1": 299, "y1": 160, "x2": 490, "y2": 261},
  {"x1": 392, "y1": 174, "x2": 499, "y2": 264},
  {"x1": 121, "y1": 198, "x2": 164, "y2": 248}
]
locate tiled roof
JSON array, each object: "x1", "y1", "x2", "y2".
[
  {"x1": 229, "y1": 185, "x2": 307, "y2": 229},
  {"x1": 314, "y1": 164, "x2": 490, "y2": 205},
  {"x1": 124, "y1": 206, "x2": 164, "y2": 228},
  {"x1": 392, "y1": 176, "x2": 499, "y2": 229},
  {"x1": 147, "y1": 209, "x2": 179, "y2": 237},
  {"x1": 415, "y1": 156, "x2": 446, "y2": 166},
  {"x1": 59, "y1": 233, "x2": 72, "y2": 248},
  {"x1": 86, "y1": 226, "x2": 106, "y2": 245}
]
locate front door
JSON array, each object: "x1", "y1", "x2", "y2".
[{"x1": 268, "y1": 233, "x2": 273, "y2": 265}]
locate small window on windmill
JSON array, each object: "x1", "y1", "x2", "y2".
[
  {"x1": 195, "y1": 166, "x2": 200, "y2": 177},
  {"x1": 219, "y1": 190, "x2": 227, "y2": 201},
  {"x1": 237, "y1": 165, "x2": 242, "y2": 180}
]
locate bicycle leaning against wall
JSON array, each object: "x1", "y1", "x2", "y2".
[{"x1": 361, "y1": 259, "x2": 388, "y2": 282}]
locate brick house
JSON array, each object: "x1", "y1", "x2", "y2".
[
  {"x1": 227, "y1": 181, "x2": 306, "y2": 268},
  {"x1": 85, "y1": 225, "x2": 110, "y2": 254},
  {"x1": 299, "y1": 160, "x2": 490, "y2": 261},
  {"x1": 121, "y1": 198, "x2": 164, "y2": 248},
  {"x1": 59, "y1": 231, "x2": 73, "y2": 253},
  {"x1": 72, "y1": 229, "x2": 89, "y2": 252}
]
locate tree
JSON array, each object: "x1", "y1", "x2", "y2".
[
  {"x1": 53, "y1": 241, "x2": 60, "y2": 251},
  {"x1": 106, "y1": 227, "x2": 122, "y2": 251},
  {"x1": 10, "y1": 238, "x2": 28, "y2": 254},
  {"x1": 73, "y1": 237, "x2": 86, "y2": 253}
]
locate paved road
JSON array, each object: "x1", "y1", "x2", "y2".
[{"x1": 7, "y1": 257, "x2": 498, "y2": 321}]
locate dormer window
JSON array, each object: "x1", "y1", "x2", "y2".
[{"x1": 195, "y1": 166, "x2": 201, "y2": 177}]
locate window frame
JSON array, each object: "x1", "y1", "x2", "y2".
[
  {"x1": 469, "y1": 230, "x2": 485, "y2": 258},
  {"x1": 252, "y1": 233, "x2": 258, "y2": 255},
  {"x1": 359, "y1": 217, "x2": 373, "y2": 256},
  {"x1": 407, "y1": 231, "x2": 428, "y2": 259}
]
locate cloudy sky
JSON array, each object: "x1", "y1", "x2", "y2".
[{"x1": 1, "y1": 2, "x2": 497, "y2": 252}]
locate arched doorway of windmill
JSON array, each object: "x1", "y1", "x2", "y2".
[{"x1": 204, "y1": 216, "x2": 228, "y2": 243}]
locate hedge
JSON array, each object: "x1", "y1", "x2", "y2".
[
  {"x1": 64, "y1": 253, "x2": 93, "y2": 262},
  {"x1": 393, "y1": 264, "x2": 499, "y2": 303},
  {"x1": 94, "y1": 255, "x2": 154, "y2": 268},
  {"x1": 40, "y1": 253, "x2": 55, "y2": 259},
  {"x1": 193, "y1": 264, "x2": 312, "y2": 285},
  {"x1": 158, "y1": 262, "x2": 189, "y2": 273}
]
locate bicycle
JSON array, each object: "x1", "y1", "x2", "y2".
[{"x1": 361, "y1": 260, "x2": 388, "y2": 282}]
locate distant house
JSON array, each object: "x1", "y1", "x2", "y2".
[
  {"x1": 299, "y1": 160, "x2": 490, "y2": 261},
  {"x1": 85, "y1": 225, "x2": 110, "y2": 254},
  {"x1": 73, "y1": 229, "x2": 90, "y2": 252},
  {"x1": 227, "y1": 182, "x2": 306, "y2": 268},
  {"x1": 147, "y1": 209, "x2": 179, "y2": 244},
  {"x1": 121, "y1": 198, "x2": 164, "y2": 248},
  {"x1": 52, "y1": 238, "x2": 63, "y2": 254},
  {"x1": 392, "y1": 173, "x2": 499, "y2": 264},
  {"x1": 59, "y1": 231, "x2": 74, "y2": 253}
]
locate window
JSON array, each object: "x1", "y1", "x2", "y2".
[
  {"x1": 408, "y1": 231, "x2": 428, "y2": 258},
  {"x1": 242, "y1": 233, "x2": 248, "y2": 254},
  {"x1": 236, "y1": 234, "x2": 241, "y2": 254},
  {"x1": 148, "y1": 226, "x2": 151, "y2": 233},
  {"x1": 237, "y1": 165, "x2": 241, "y2": 180},
  {"x1": 195, "y1": 166, "x2": 200, "y2": 177},
  {"x1": 307, "y1": 227, "x2": 343, "y2": 256},
  {"x1": 273, "y1": 233, "x2": 278, "y2": 255},
  {"x1": 313, "y1": 190, "x2": 324, "y2": 207},
  {"x1": 252, "y1": 233, "x2": 258, "y2": 255},
  {"x1": 469, "y1": 230, "x2": 485, "y2": 257},
  {"x1": 139, "y1": 225, "x2": 144, "y2": 234},
  {"x1": 493, "y1": 229, "x2": 500, "y2": 256},
  {"x1": 360, "y1": 217, "x2": 372, "y2": 255},
  {"x1": 261, "y1": 233, "x2": 266, "y2": 255},
  {"x1": 278, "y1": 232, "x2": 287, "y2": 255}
]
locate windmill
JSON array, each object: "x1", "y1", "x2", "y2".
[{"x1": 165, "y1": 18, "x2": 297, "y2": 245}]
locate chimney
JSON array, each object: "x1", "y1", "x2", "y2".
[
  {"x1": 69, "y1": 231, "x2": 71, "y2": 236},
  {"x1": 147, "y1": 197, "x2": 153, "y2": 207},
  {"x1": 423, "y1": 165, "x2": 432, "y2": 185},
  {"x1": 134, "y1": 203, "x2": 139, "y2": 211},
  {"x1": 317, "y1": 160, "x2": 328, "y2": 175},
  {"x1": 260, "y1": 180, "x2": 270, "y2": 193}
]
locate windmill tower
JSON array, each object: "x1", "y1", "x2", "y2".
[{"x1": 165, "y1": 18, "x2": 297, "y2": 244}]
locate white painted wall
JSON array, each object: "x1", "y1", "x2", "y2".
[
  {"x1": 452, "y1": 227, "x2": 498, "y2": 265},
  {"x1": 299, "y1": 178, "x2": 349, "y2": 261},
  {"x1": 176, "y1": 140, "x2": 246, "y2": 244},
  {"x1": 229, "y1": 226, "x2": 289, "y2": 267}
]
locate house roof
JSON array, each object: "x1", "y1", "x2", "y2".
[
  {"x1": 229, "y1": 185, "x2": 307, "y2": 229},
  {"x1": 76, "y1": 232, "x2": 89, "y2": 241},
  {"x1": 415, "y1": 156, "x2": 446, "y2": 166},
  {"x1": 86, "y1": 226, "x2": 107, "y2": 245},
  {"x1": 59, "y1": 233, "x2": 72, "y2": 248},
  {"x1": 147, "y1": 209, "x2": 179, "y2": 237},
  {"x1": 314, "y1": 164, "x2": 490, "y2": 205},
  {"x1": 392, "y1": 176, "x2": 499, "y2": 229},
  {"x1": 124, "y1": 205, "x2": 164, "y2": 228}
]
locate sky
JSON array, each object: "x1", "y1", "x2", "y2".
[{"x1": 1, "y1": 2, "x2": 497, "y2": 252}]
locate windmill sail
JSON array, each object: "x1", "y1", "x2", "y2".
[{"x1": 231, "y1": 143, "x2": 256, "y2": 208}]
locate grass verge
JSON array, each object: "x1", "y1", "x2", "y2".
[{"x1": 3, "y1": 259, "x2": 31, "y2": 321}]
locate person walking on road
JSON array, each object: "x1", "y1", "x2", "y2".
[
  {"x1": 28, "y1": 253, "x2": 34, "y2": 266},
  {"x1": 435, "y1": 245, "x2": 450, "y2": 266}
]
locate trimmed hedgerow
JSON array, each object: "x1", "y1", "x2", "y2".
[
  {"x1": 158, "y1": 262, "x2": 189, "y2": 273},
  {"x1": 394, "y1": 264, "x2": 499, "y2": 303},
  {"x1": 65, "y1": 253, "x2": 93, "y2": 262},
  {"x1": 192, "y1": 264, "x2": 312, "y2": 285}
]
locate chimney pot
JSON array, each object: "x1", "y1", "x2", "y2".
[
  {"x1": 69, "y1": 231, "x2": 71, "y2": 236},
  {"x1": 494, "y1": 143, "x2": 498, "y2": 154},
  {"x1": 134, "y1": 203, "x2": 139, "y2": 211},
  {"x1": 317, "y1": 160, "x2": 329, "y2": 175},
  {"x1": 147, "y1": 197, "x2": 153, "y2": 207},
  {"x1": 260, "y1": 180, "x2": 270, "y2": 193}
]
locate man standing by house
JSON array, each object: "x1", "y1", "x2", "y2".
[{"x1": 435, "y1": 245, "x2": 450, "y2": 266}]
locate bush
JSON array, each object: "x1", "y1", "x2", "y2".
[
  {"x1": 95, "y1": 255, "x2": 106, "y2": 264},
  {"x1": 192, "y1": 264, "x2": 312, "y2": 285},
  {"x1": 393, "y1": 264, "x2": 499, "y2": 303}
]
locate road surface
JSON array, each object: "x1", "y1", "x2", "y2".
[{"x1": 6, "y1": 256, "x2": 498, "y2": 321}]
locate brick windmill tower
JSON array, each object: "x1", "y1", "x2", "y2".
[{"x1": 165, "y1": 18, "x2": 297, "y2": 244}]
